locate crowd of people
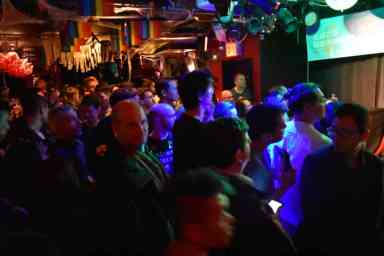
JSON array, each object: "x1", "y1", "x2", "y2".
[{"x1": 0, "y1": 69, "x2": 382, "y2": 256}]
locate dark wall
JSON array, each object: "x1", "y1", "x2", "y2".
[{"x1": 260, "y1": 31, "x2": 307, "y2": 98}]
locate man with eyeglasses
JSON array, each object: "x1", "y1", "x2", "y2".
[{"x1": 297, "y1": 103, "x2": 384, "y2": 256}]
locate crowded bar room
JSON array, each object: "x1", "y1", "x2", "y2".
[{"x1": 0, "y1": 0, "x2": 384, "y2": 255}]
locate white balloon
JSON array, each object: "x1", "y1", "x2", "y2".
[{"x1": 325, "y1": 0, "x2": 358, "y2": 11}]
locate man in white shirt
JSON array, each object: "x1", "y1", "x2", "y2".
[{"x1": 277, "y1": 82, "x2": 332, "y2": 234}]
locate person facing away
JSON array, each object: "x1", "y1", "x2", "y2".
[
  {"x1": 230, "y1": 73, "x2": 252, "y2": 102},
  {"x1": 165, "y1": 169, "x2": 235, "y2": 256},
  {"x1": 297, "y1": 103, "x2": 384, "y2": 256},
  {"x1": 173, "y1": 69, "x2": 215, "y2": 174},
  {"x1": 203, "y1": 118, "x2": 297, "y2": 256}
]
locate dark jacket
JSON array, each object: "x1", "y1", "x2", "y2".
[
  {"x1": 297, "y1": 145, "x2": 384, "y2": 255},
  {"x1": 218, "y1": 174, "x2": 296, "y2": 256}
]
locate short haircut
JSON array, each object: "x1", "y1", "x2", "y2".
[
  {"x1": 0, "y1": 100, "x2": 9, "y2": 112},
  {"x1": 49, "y1": 105, "x2": 76, "y2": 128},
  {"x1": 335, "y1": 103, "x2": 368, "y2": 133},
  {"x1": 19, "y1": 90, "x2": 48, "y2": 117},
  {"x1": 214, "y1": 101, "x2": 237, "y2": 119},
  {"x1": 287, "y1": 82, "x2": 322, "y2": 114},
  {"x1": 109, "y1": 88, "x2": 137, "y2": 107},
  {"x1": 246, "y1": 104, "x2": 284, "y2": 141},
  {"x1": 203, "y1": 118, "x2": 249, "y2": 168},
  {"x1": 166, "y1": 169, "x2": 232, "y2": 227},
  {"x1": 80, "y1": 94, "x2": 101, "y2": 109},
  {"x1": 155, "y1": 79, "x2": 175, "y2": 96},
  {"x1": 178, "y1": 70, "x2": 213, "y2": 110},
  {"x1": 83, "y1": 76, "x2": 97, "y2": 85}
]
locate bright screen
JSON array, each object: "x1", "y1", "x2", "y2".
[{"x1": 306, "y1": 7, "x2": 384, "y2": 62}]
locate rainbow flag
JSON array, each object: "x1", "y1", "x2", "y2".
[
  {"x1": 149, "y1": 20, "x2": 161, "y2": 39},
  {"x1": 130, "y1": 20, "x2": 142, "y2": 46}
]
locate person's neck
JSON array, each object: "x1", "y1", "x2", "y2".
[
  {"x1": 234, "y1": 86, "x2": 244, "y2": 94},
  {"x1": 294, "y1": 114, "x2": 315, "y2": 125},
  {"x1": 150, "y1": 128, "x2": 170, "y2": 141},
  {"x1": 123, "y1": 144, "x2": 143, "y2": 157},
  {"x1": 251, "y1": 140, "x2": 267, "y2": 155},
  {"x1": 185, "y1": 107, "x2": 203, "y2": 122},
  {"x1": 179, "y1": 230, "x2": 209, "y2": 256}
]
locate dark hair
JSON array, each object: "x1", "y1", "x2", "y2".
[
  {"x1": 287, "y1": 82, "x2": 323, "y2": 114},
  {"x1": 204, "y1": 118, "x2": 249, "y2": 168},
  {"x1": 19, "y1": 91, "x2": 48, "y2": 117},
  {"x1": 0, "y1": 100, "x2": 9, "y2": 112},
  {"x1": 109, "y1": 88, "x2": 137, "y2": 107},
  {"x1": 155, "y1": 79, "x2": 175, "y2": 96},
  {"x1": 335, "y1": 103, "x2": 368, "y2": 133},
  {"x1": 169, "y1": 169, "x2": 224, "y2": 198},
  {"x1": 80, "y1": 94, "x2": 101, "y2": 109},
  {"x1": 178, "y1": 70, "x2": 213, "y2": 110},
  {"x1": 246, "y1": 104, "x2": 284, "y2": 141},
  {"x1": 49, "y1": 105, "x2": 75, "y2": 121}
]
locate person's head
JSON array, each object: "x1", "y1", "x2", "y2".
[
  {"x1": 20, "y1": 91, "x2": 49, "y2": 126},
  {"x1": 140, "y1": 89, "x2": 155, "y2": 110},
  {"x1": 328, "y1": 103, "x2": 369, "y2": 154},
  {"x1": 78, "y1": 94, "x2": 101, "y2": 128},
  {"x1": 247, "y1": 104, "x2": 286, "y2": 145},
  {"x1": 204, "y1": 118, "x2": 250, "y2": 172},
  {"x1": 109, "y1": 88, "x2": 139, "y2": 108},
  {"x1": 156, "y1": 79, "x2": 179, "y2": 103},
  {"x1": 64, "y1": 85, "x2": 81, "y2": 108},
  {"x1": 83, "y1": 76, "x2": 98, "y2": 95},
  {"x1": 287, "y1": 82, "x2": 326, "y2": 122},
  {"x1": 178, "y1": 70, "x2": 214, "y2": 111},
  {"x1": 233, "y1": 73, "x2": 247, "y2": 91},
  {"x1": 47, "y1": 87, "x2": 61, "y2": 106},
  {"x1": 148, "y1": 103, "x2": 176, "y2": 134},
  {"x1": 168, "y1": 169, "x2": 235, "y2": 249},
  {"x1": 214, "y1": 102, "x2": 238, "y2": 119},
  {"x1": 0, "y1": 100, "x2": 10, "y2": 141},
  {"x1": 48, "y1": 105, "x2": 82, "y2": 141},
  {"x1": 263, "y1": 85, "x2": 289, "y2": 112},
  {"x1": 220, "y1": 90, "x2": 234, "y2": 102},
  {"x1": 111, "y1": 100, "x2": 148, "y2": 153},
  {"x1": 35, "y1": 78, "x2": 47, "y2": 95}
]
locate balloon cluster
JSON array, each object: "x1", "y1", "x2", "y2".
[{"x1": 0, "y1": 52, "x2": 34, "y2": 78}]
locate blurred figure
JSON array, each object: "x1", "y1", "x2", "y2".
[
  {"x1": 148, "y1": 103, "x2": 176, "y2": 175},
  {"x1": 63, "y1": 85, "x2": 82, "y2": 109},
  {"x1": 214, "y1": 101, "x2": 238, "y2": 119},
  {"x1": 140, "y1": 89, "x2": 156, "y2": 114},
  {"x1": 35, "y1": 78, "x2": 47, "y2": 97},
  {"x1": 230, "y1": 73, "x2": 252, "y2": 101},
  {"x1": 156, "y1": 79, "x2": 180, "y2": 109},
  {"x1": 83, "y1": 76, "x2": 99, "y2": 96},
  {"x1": 235, "y1": 99, "x2": 252, "y2": 120},
  {"x1": 315, "y1": 100, "x2": 342, "y2": 136},
  {"x1": 220, "y1": 90, "x2": 234, "y2": 102},
  {"x1": 173, "y1": 70, "x2": 214, "y2": 174},
  {"x1": 263, "y1": 85, "x2": 289, "y2": 113},
  {"x1": 47, "y1": 87, "x2": 63, "y2": 109},
  {"x1": 165, "y1": 169, "x2": 235, "y2": 256},
  {"x1": 203, "y1": 118, "x2": 296, "y2": 256},
  {"x1": 0, "y1": 100, "x2": 10, "y2": 160},
  {"x1": 79, "y1": 95, "x2": 101, "y2": 130}
]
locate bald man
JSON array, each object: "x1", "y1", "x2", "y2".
[
  {"x1": 148, "y1": 103, "x2": 176, "y2": 175},
  {"x1": 95, "y1": 100, "x2": 173, "y2": 255}
]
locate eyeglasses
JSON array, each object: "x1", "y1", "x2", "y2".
[{"x1": 327, "y1": 126, "x2": 360, "y2": 138}]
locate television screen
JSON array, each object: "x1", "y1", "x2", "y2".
[{"x1": 306, "y1": 7, "x2": 384, "y2": 62}]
